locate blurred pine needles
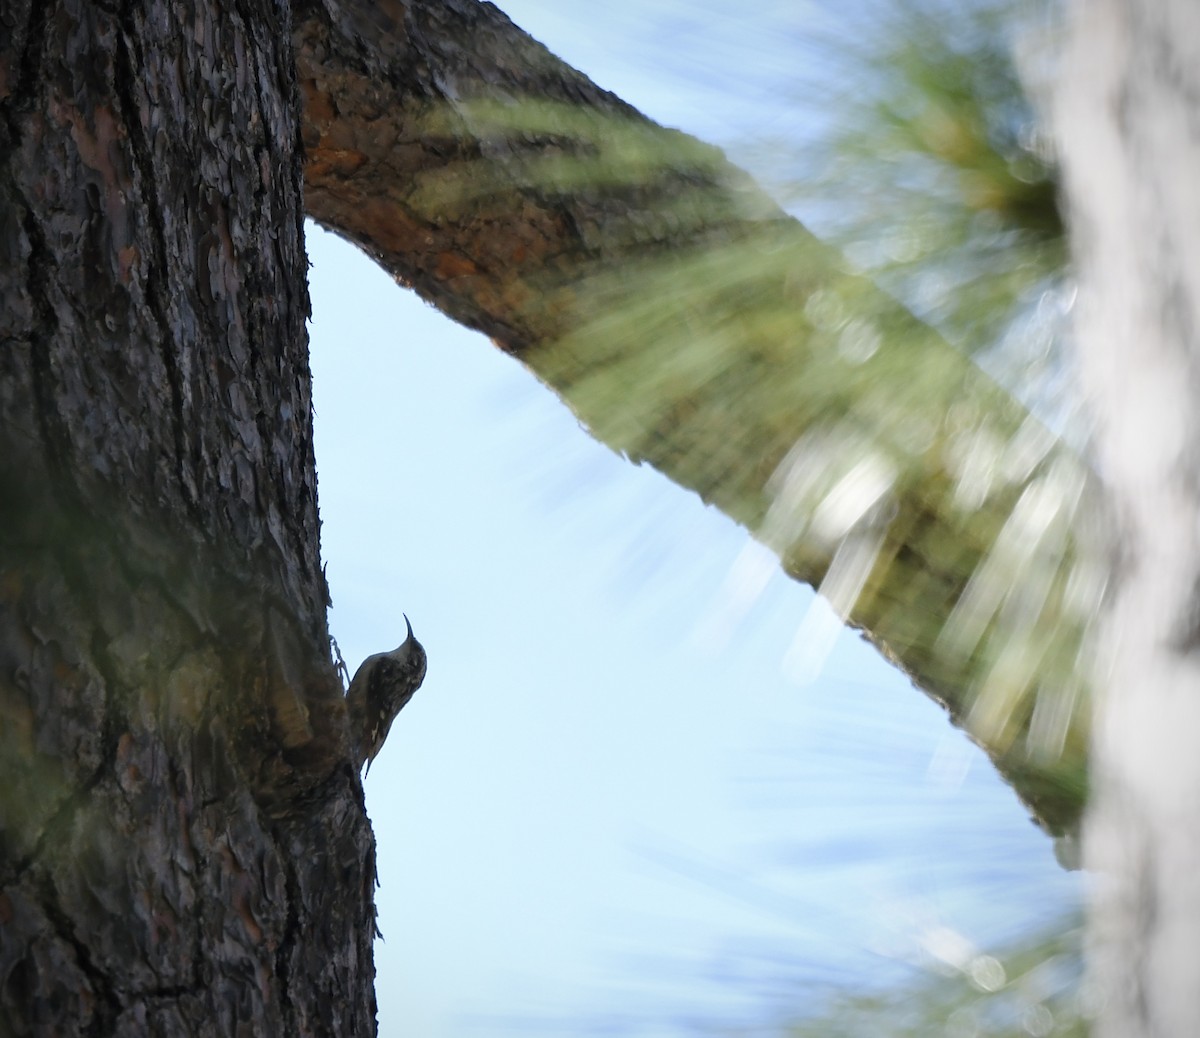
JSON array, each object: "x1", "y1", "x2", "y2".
[
  {"x1": 753, "y1": 914, "x2": 1086, "y2": 1037},
  {"x1": 776, "y1": 0, "x2": 1072, "y2": 415}
]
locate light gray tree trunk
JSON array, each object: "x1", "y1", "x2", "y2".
[{"x1": 1056, "y1": 1, "x2": 1200, "y2": 1033}]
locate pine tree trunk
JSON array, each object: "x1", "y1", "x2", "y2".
[
  {"x1": 0, "y1": 1, "x2": 375, "y2": 1033},
  {"x1": 1056, "y1": 0, "x2": 1200, "y2": 1033}
]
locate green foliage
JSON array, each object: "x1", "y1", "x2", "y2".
[
  {"x1": 781, "y1": 0, "x2": 1068, "y2": 388},
  {"x1": 746, "y1": 915, "x2": 1087, "y2": 1037}
]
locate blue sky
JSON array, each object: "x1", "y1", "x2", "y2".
[{"x1": 306, "y1": 3, "x2": 1080, "y2": 1034}]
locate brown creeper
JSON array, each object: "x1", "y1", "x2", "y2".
[{"x1": 346, "y1": 615, "x2": 428, "y2": 775}]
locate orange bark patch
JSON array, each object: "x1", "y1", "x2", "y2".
[
  {"x1": 302, "y1": 82, "x2": 336, "y2": 128},
  {"x1": 306, "y1": 147, "x2": 367, "y2": 179},
  {"x1": 435, "y1": 251, "x2": 478, "y2": 280}
]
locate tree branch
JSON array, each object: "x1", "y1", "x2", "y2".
[{"x1": 295, "y1": 0, "x2": 1094, "y2": 838}]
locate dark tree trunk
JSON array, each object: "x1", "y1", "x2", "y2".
[{"x1": 1, "y1": 1, "x2": 375, "y2": 1033}]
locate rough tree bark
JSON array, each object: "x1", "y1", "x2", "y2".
[
  {"x1": 1, "y1": 1, "x2": 374, "y2": 1034},
  {"x1": 1, "y1": 0, "x2": 1100, "y2": 1034},
  {"x1": 1057, "y1": 0, "x2": 1200, "y2": 1033}
]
